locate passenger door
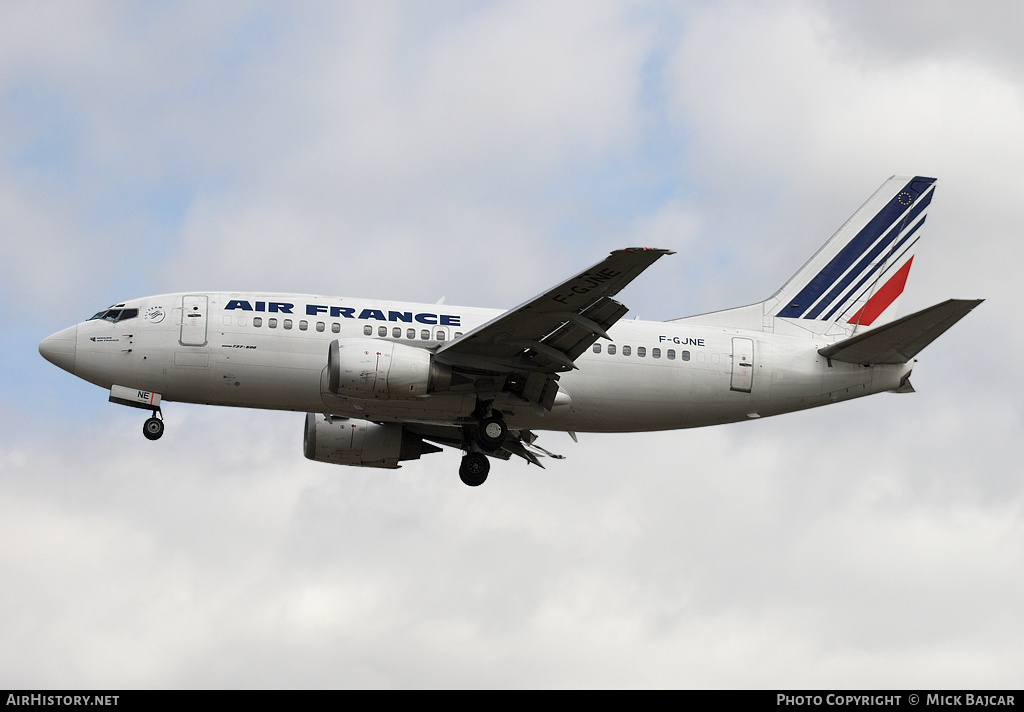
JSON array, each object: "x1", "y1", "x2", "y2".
[
  {"x1": 730, "y1": 337, "x2": 754, "y2": 393},
  {"x1": 180, "y1": 295, "x2": 208, "y2": 346}
]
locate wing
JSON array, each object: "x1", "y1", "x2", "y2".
[{"x1": 436, "y1": 247, "x2": 673, "y2": 374}]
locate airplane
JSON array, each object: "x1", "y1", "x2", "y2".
[{"x1": 39, "y1": 175, "x2": 982, "y2": 486}]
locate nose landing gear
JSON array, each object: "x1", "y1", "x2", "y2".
[
  {"x1": 108, "y1": 386, "x2": 165, "y2": 441},
  {"x1": 143, "y1": 411, "x2": 164, "y2": 441}
]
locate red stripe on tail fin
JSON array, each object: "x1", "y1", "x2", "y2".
[{"x1": 848, "y1": 257, "x2": 914, "y2": 327}]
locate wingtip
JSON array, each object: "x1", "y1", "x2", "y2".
[
  {"x1": 618, "y1": 247, "x2": 676, "y2": 256},
  {"x1": 951, "y1": 297, "x2": 985, "y2": 308}
]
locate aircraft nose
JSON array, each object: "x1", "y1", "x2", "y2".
[{"x1": 39, "y1": 325, "x2": 78, "y2": 374}]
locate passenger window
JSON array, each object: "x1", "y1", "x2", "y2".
[
  {"x1": 637, "y1": 347, "x2": 646, "y2": 357},
  {"x1": 393, "y1": 327, "x2": 402, "y2": 338},
  {"x1": 592, "y1": 343, "x2": 601, "y2": 354},
  {"x1": 421, "y1": 330, "x2": 430, "y2": 340},
  {"x1": 623, "y1": 345, "x2": 631, "y2": 356},
  {"x1": 607, "y1": 344, "x2": 616, "y2": 355},
  {"x1": 667, "y1": 349, "x2": 675, "y2": 360},
  {"x1": 283, "y1": 319, "x2": 292, "y2": 330},
  {"x1": 682, "y1": 350, "x2": 690, "y2": 361},
  {"x1": 436, "y1": 330, "x2": 446, "y2": 341},
  {"x1": 299, "y1": 320, "x2": 308, "y2": 331},
  {"x1": 238, "y1": 316, "x2": 247, "y2": 327},
  {"x1": 253, "y1": 317, "x2": 263, "y2": 327},
  {"x1": 316, "y1": 322, "x2": 325, "y2": 332},
  {"x1": 364, "y1": 325, "x2": 373, "y2": 336},
  {"x1": 455, "y1": 332, "x2": 463, "y2": 339},
  {"x1": 407, "y1": 328, "x2": 416, "y2": 339},
  {"x1": 268, "y1": 318, "x2": 277, "y2": 329},
  {"x1": 332, "y1": 323, "x2": 340, "y2": 333},
  {"x1": 378, "y1": 326, "x2": 387, "y2": 337}
]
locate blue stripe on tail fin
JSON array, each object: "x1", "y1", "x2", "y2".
[{"x1": 773, "y1": 176, "x2": 935, "y2": 326}]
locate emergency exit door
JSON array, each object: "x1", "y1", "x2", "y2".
[
  {"x1": 180, "y1": 295, "x2": 208, "y2": 346},
  {"x1": 731, "y1": 337, "x2": 754, "y2": 393}
]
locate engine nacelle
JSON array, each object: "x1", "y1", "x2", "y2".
[
  {"x1": 327, "y1": 338, "x2": 452, "y2": 399},
  {"x1": 302, "y1": 413, "x2": 440, "y2": 468}
]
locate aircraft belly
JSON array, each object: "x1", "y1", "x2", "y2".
[
  {"x1": 159, "y1": 331, "x2": 325, "y2": 410},
  {"x1": 319, "y1": 393, "x2": 478, "y2": 423},
  {"x1": 206, "y1": 360, "x2": 322, "y2": 409},
  {"x1": 820, "y1": 362, "x2": 907, "y2": 404},
  {"x1": 755, "y1": 341, "x2": 901, "y2": 417},
  {"x1": 545, "y1": 361, "x2": 695, "y2": 432},
  {"x1": 540, "y1": 337, "x2": 779, "y2": 432}
]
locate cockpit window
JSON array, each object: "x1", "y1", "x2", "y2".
[{"x1": 88, "y1": 307, "x2": 139, "y2": 323}]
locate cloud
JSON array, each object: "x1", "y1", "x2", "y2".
[
  {"x1": 661, "y1": 1, "x2": 1024, "y2": 314},
  {"x1": 3, "y1": 395, "x2": 1022, "y2": 687},
  {"x1": 4, "y1": 0, "x2": 1023, "y2": 688}
]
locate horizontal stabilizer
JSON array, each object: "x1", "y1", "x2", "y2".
[{"x1": 818, "y1": 299, "x2": 983, "y2": 364}]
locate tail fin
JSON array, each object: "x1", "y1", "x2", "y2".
[{"x1": 769, "y1": 176, "x2": 936, "y2": 334}]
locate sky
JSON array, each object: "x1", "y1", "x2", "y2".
[{"x1": 2, "y1": 0, "x2": 1022, "y2": 689}]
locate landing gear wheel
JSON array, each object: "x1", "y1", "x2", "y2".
[
  {"x1": 143, "y1": 416, "x2": 164, "y2": 441},
  {"x1": 459, "y1": 452, "x2": 490, "y2": 487},
  {"x1": 475, "y1": 414, "x2": 508, "y2": 450}
]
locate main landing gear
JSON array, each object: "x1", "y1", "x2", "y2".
[
  {"x1": 476, "y1": 413, "x2": 508, "y2": 450},
  {"x1": 143, "y1": 410, "x2": 164, "y2": 441},
  {"x1": 459, "y1": 409, "x2": 507, "y2": 486},
  {"x1": 459, "y1": 452, "x2": 490, "y2": 487}
]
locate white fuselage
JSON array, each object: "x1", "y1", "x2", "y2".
[{"x1": 56, "y1": 292, "x2": 911, "y2": 433}]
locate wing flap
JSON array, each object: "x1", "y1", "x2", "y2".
[
  {"x1": 405, "y1": 424, "x2": 562, "y2": 468},
  {"x1": 437, "y1": 248, "x2": 672, "y2": 374},
  {"x1": 543, "y1": 297, "x2": 630, "y2": 362},
  {"x1": 818, "y1": 298, "x2": 983, "y2": 364}
]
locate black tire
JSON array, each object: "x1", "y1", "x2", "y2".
[
  {"x1": 143, "y1": 417, "x2": 164, "y2": 441},
  {"x1": 475, "y1": 415, "x2": 508, "y2": 450},
  {"x1": 459, "y1": 453, "x2": 490, "y2": 487}
]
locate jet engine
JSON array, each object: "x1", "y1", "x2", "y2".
[
  {"x1": 303, "y1": 413, "x2": 441, "y2": 468},
  {"x1": 327, "y1": 338, "x2": 453, "y2": 399}
]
